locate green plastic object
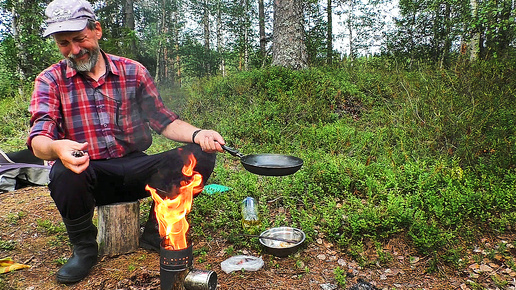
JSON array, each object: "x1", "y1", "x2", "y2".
[{"x1": 202, "y1": 184, "x2": 232, "y2": 195}]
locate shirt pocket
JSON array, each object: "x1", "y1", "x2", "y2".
[{"x1": 114, "y1": 88, "x2": 145, "y2": 136}]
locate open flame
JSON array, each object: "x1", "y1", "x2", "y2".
[{"x1": 145, "y1": 153, "x2": 203, "y2": 250}]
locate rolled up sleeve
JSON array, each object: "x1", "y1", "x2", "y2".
[{"x1": 27, "y1": 73, "x2": 62, "y2": 150}]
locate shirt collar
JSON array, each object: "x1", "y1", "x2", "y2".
[{"x1": 103, "y1": 51, "x2": 120, "y2": 76}]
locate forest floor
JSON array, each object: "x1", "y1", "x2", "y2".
[{"x1": 1, "y1": 186, "x2": 516, "y2": 290}]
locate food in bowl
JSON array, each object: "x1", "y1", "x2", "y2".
[{"x1": 259, "y1": 227, "x2": 305, "y2": 257}]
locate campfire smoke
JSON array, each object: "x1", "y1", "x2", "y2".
[{"x1": 146, "y1": 153, "x2": 217, "y2": 290}]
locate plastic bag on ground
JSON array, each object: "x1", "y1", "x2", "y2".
[{"x1": 220, "y1": 255, "x2": 264, "y2": 274}]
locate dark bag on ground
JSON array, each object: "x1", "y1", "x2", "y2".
[{"x1": 0, "y1": 149, "x2": 50, "y2": 192}]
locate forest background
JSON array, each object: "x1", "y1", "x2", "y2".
[{"x1": 1, "y1": 0, "x2": 516, "y2": 288}]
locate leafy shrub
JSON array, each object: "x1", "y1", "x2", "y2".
[
  {"x1": 182, "y1": 60, "x2": 516, "y2": 270},
  {"x1": 0, "y1": 93, "x2": 32, "y2": 151}
]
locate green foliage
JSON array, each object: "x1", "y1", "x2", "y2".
[
  {"x1": 194, "y1": 246, "x2": 209, "y2": 263},
  {"x1": 304, "y1": 1, "x2": 329, "y2": 65},
  {"x1": 6, "y1": 211, "x2": 27, "y2": 225},
  {"x1": 392, "y1": 0, "x2": 516, "y2": 62},
  {"x1": 0, "y1": 37, "x2": 18, "y2": 99},
  {"x1": 179, "y1": 38, "x2": 222, "y2": 80},
  {"x1": 36, "y1": 219, "x2": 66, "y2": 235},
  {"x1": 182, "y1": 59, "x2": 516, "y2": 271},
  {"x1": 184, "y1": 66, "x2": 364, "y2": 146},
  {"x1": 53, "y1": 257, "x2": 68, "y2": 266},
  {"x1": 333, "y1": 266, "x2": 347, "y2": 287},
  {"x1": 47, "y1": 234, "x2": 67, "y2": 248},
  {"x1": 139, "y1": 197, "x2": 153, "y2": 227},
  {"x1": 0, "y1": 239, "x2": 16, "y2": 251},
  {"x1": 0, "y1": 92, "x2": 31, "y2": 151},
  {"x1": 99, "y1": 27, "x2": 139, "y2": 60},
  {"x1": 0, "y1": 0, "x2": 62, "y2": 94}
]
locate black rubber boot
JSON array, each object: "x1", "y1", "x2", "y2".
[
  {"x1": 139, "y1": 202, "x2": 161, "y2": 252},
  {"x1": 56, "y1": 210, "x2": 98, "y2": 284}
]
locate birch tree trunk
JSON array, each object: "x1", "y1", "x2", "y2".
[
  {"x1": 203, "y1": 0, "x2": 210, "y2": 50},
  {"x1": 327, "y1": 0, "x2": 333, "y2": 65},
  {"x1": 216, "y1": 0, "x2": 226, "y2": 76},
  {"x1": 244, "y1": 0, "x2": 249, "y2": 70},
  {"x1": 469, "y1": 0, "x2": 480, "y2": 61},
  {"x1": 271, "y1": 0, "x2": 308, "y2": 69},
  {"x1": 203, "y1": 0, "x2": 211, "y2": 74},
  {"x1": 347, "y1": 9, "x2": 355, "y2": 60}
]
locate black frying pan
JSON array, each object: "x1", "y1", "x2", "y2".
[{"x1": 221, "y1": 145, "x2": 303, "y2": 176}]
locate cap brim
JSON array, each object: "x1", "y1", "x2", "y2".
[{"x1": 43, "y1": 19, "x2": 89, "y2": 37}]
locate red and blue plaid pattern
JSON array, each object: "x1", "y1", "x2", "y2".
[{"x1": 29, "y1": 52, "x2": 178, "y2": 160}]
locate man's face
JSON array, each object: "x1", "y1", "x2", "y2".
[{"x1": 53, "y1": 23, "x2": 102, "y2": 72}]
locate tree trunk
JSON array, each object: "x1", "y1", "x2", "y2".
[
  {"x1": 124, "y1": 0, "x2": 137, "y2": 54},
  {"x1": 155, "y1": 1, "x2": 164, "y2": 83},
  {"x1": 173, "y1": 10, "x2": 180, "y2": 87},
  {"x1": 259, "y1": 0, "x2": 266, "y2": 64},
  {"x1": 155, "y1": 0, "x2": 171, "y2": 84},
  {"x1": 203, "y1": 0, "x2": 210, "y2": 50},
  {"x1": 244, "y1": 0, "x2": 249, "y2": 70},
  {"x1": 97, "y1": 201, "x2": 140, "y2": 256},
  {"x1": 439, "y1": 3, "x2": 452, "y2": 68},
  {"x1": 469, "y1": 0, "x2": 480, "y2": 61},
  {"x1": 347, "y1": 9, "x2": 355, "y2": 60},
  {"x1": 271, "y1": 0, "x2": 308, "y2": 69},
  {"x1": 176, "y1": 43, "x2": 181, "y2": 87},
  {"x1": 203, "y1": 0, "x2": 211, "y2": 74},
  {"x1": 216, "y1": 0, "x2": 226, "y2": 76},
  {"x1": 326, "y1": 0, "x2": 333, "y2": 65},
  {"x1": 11, "y1": 6, "x2": 26, "y2": 97},
  {"x1": 241, "y1": 0, "x2": 250, "y2": 70}
]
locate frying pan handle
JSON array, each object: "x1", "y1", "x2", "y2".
[{"x1": 221, "y1": 145, "x2": 245, "y2": 158}]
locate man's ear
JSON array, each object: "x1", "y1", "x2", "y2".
[{"x1": 95, "y1": 21, "x2": 103, "y2": 39}]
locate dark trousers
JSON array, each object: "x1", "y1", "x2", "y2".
[{"x1": 49, "y1": 144, "x2": 216, "y2": 219}]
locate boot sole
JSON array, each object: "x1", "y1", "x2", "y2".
[
  {"x1": 56, "y1": 259, "x2": 97, "y2": 284},
  {"x1": 56, "y1": 272, "x2": 91, "y2": 284}
]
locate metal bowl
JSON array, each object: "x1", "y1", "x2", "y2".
[{"x1": 259, "y1": 227, "x2": 305, "y2": 257}]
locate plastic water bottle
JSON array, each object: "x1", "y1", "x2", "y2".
[{"x1": 241, "y1": 197, "x2": 261, "y2": 230}]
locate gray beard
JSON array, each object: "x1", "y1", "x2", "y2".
[{"x1": 67, "y1": 47, "x2": 100, "y2": 72}]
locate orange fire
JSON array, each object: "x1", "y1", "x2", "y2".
[{"x1": 145, "y1": 154, "x2": 203, "y2": 250}]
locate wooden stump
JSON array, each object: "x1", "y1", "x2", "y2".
[{"x1": 97, "y1": 201, "x2": 140, "y2": 256}]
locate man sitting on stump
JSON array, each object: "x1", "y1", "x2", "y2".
[{"x1": 28, "y1": 0, "x2": 225, "y2": 283}]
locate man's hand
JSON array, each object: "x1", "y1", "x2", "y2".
[
  {"x1": 160, "y1": 120, "x2": 226, "y2": 153},
  {"x1": 32, "y1": 136, "x2": 90, "y2": 174},
  {"x1": 57, "y1": 141, "x2": 90, "y2": 174},
  {"x1": 193, "y1": 129, "x2": 225, "y2": 153}
]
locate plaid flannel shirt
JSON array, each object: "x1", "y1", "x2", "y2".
[{"x1": 28, "y1": 52, "x2": 179, "y2": 160}]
